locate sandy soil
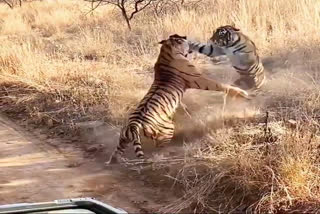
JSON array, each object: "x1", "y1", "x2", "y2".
[
  {"x1": 0, "y1": 62, "x2": 260, "y2": 213},
  {"x1": 0, "y1": 114, "x2": 178, "y2": 213}
]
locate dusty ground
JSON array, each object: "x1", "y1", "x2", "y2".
[
  {"x1": 0, "y1": 114, "x2": 179, "y2": 213},
  {"x1": 0, "y1": 61, "x2": 251, "y2": 213},
  {"x1": 0, "y1": 61, "x2": 263, "y2": 213}
]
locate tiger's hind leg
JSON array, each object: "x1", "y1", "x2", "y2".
[
  {"x1": 233, "y1": 75, "x2": 255, "y2": 91},
  {"x1": 106, "y1": 124, "x2": 142, "y2": 164},
  {"x1": 154, "y1": 123, "x2": 175, "y2": 148},
  {"x1": 233, "y1": 62, "x2": 266, "y2": 94},
  {"x1": 233, "y1": 73, "x2": 266, "y2": 98}
]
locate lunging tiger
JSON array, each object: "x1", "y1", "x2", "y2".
[
  {"x1": 107, "y1": 34, "x2": 249, "y2": 164},
  {"x1": 188, "y1": 25, "x2": 266, "y2": 92}
]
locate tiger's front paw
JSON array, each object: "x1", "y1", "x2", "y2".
[{"x1": 227, "y1": 86, "x2": 251, "y2": 100}]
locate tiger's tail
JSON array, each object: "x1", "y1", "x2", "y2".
[{"x1": 107, "y1": 123, "x2": 143, "y2": 164}]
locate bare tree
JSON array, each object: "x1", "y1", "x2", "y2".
[
  {"x1": 85, "y1": 0, "x2": 157, "y2": 30},
  {"x1": 152, "y1": 0, "x2": 180, "y2": 16},
  {"x1": 1, "y1": 0, "x2": 24, "y2": 8},
  {"x1": 1, "y1": 0, "x2": 14, "y2": 8},
  {"x1": 151, "y1": 0, "x2": 204, "y2": 17}
]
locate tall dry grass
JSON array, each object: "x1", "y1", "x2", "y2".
[{"x1": 0, "y1": 0, "x2": 319, "y2": 212}]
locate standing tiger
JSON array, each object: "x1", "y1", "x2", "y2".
[
  {"x1": 188, "y1": 25, "x2": 266, "y2": 92},
  {"x1": 107, "y1": 34, "x2": 249, "y2": 164}
]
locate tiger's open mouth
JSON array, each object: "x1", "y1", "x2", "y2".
[
  {"x1": 186, "y1": 50, "x2": 193, "y2": 57},
  {"x1": 177, "y1": 51, "x2": 190, "y2": 58}
]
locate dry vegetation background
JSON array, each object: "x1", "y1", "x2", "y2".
[{"x1": 0, "y1": 0, "x2": 320, "y2": 213}]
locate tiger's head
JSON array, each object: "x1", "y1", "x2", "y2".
[
  {"x1": 210, "y1": 25, "x2": 240, "y2": 47},
  {"x1": 159, "y1": 34, "x2": 190, "y2": 58}
]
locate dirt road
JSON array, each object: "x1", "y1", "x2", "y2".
[{"x1": 0, "y1": 115, "x2": 174, "y2": 213}]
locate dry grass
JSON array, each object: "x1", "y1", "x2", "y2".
[
  {"x1": 160, "y1": 120, "x2": 320, "y2": 213},
  {"x1": 0, "y1": 0, "x2": 320, "y2": 213}
]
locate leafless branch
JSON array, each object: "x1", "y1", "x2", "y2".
[
  {"x1": 84, "y1": 0, "x2": 157, "y2": 30},
  {"x1": 129, "y1": 0, "x2": 154, "y2": 20},
  {"x1": 1, "y1": 0, "x2": 14, "y2": 8},
  {"x1": 83, "y1": 0, "x2": 205, "y2": 29},
  {"x1": 1, "y1": 0, "x2": 36, "y2": 8}
]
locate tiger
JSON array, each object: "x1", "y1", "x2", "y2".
[
  {"x1": 188, "y1": 25, "x2": 266, "y2": 93},
  {"x1": 107, "y1": 34, "x2": 249, "y2": 164}
]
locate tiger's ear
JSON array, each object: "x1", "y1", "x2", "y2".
[
  {"x1": 159, "y1": 40, "x2": 166, "y2": 44},
  {"x1": 169, "y1": 34, "x2": 187, "y2": 40},
  {"x1": 232, "y1": 26, "x2": 240, "y2": 31},
  {"x1": 226, "y1": 24, "x2": 240, "y2": 31}
]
